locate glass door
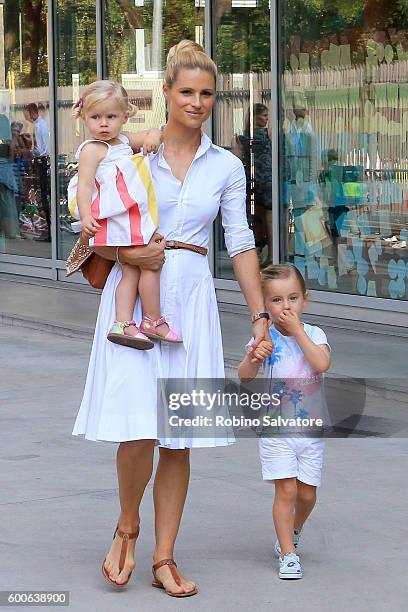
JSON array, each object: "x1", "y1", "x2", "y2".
[
  {"x1": 212, "y1": 0, "x2": 272, "y2": 280},
  {"x1": 55, "y1": 0, "x2": 97, "y2": 261}
]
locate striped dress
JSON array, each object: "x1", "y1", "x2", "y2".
[{"x1": 67, "y1": 133, "x2": 158, "y2": 246}]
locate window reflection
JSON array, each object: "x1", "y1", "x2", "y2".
[
  {"x1": 105, "y1": 0, "x2": 204, "y2": 131},
  {"x1": 56, "y1": 0, "x2": 97, "y2": 260},
  {"x1": 0, "y1": 1, "x2": 51, "y2": 257},
  {"x1": 280, "y1": 0, "x2": 408, "y2": 299},
  {"x1": 233, "y1": 103, "x2": 272, "y2": 266},
  {"x1": 213, "y1": 0, "x2": 271, "y2": 278}
]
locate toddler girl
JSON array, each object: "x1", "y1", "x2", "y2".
[
  {"x1": 68, "y1": 80, "x2": 181, "y2": 349},
  {"x1": 238, "y1": 264, "x2": 331, "y2": 580}
]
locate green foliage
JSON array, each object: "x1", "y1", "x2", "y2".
[
  {"x1": 105, "y1": 0, "x2": 203, "y2": 78},
  {"x1": 56, "y1": 0, "x2": 97, "y2": 86},
  {"x1": 5, "y1": 0, "x2": 49, "y2": 88},
  {"x1": 279, "y1": 0, "x2": 365, "y2": 42},
  {"x1": 215, "y1": 0, "x2": 271, "y2": 73}
]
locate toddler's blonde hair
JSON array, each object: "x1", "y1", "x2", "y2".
[
  {"x1": 261, "y1": 264, "x2": 307, "y2": 295},
  {"x1": 72, "y1": 80, "x2": 137, "y2": 119},
  {"x1": 165, "y1": 40, "x2": 217, "y2": 87}
]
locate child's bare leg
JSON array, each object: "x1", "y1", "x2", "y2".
[
  {"x1": 115, "y1": 264, "x2": 141, "y2": 337},
  {"x1": 273, "y1": 478, "x2": 297, "y2": 556},
  {"x1": 294, "y1": 480, "x2": 317, "y2": 530},
  {"x1": 138, "y1": 268, "x2": 170, "y2": 336}
]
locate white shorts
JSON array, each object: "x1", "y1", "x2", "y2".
[{"x1": 259, "y1": 437, "x2": 325, "y2": 486}]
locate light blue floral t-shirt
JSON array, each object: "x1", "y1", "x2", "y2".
[{"x1": 245, "y1": 323, "x2": 331, "y2": 433}]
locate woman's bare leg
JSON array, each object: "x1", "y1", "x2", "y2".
[
  {"x1": 139, "y1": 268, "x2": 170, "y2": 336},
  {"x1": 152, "y1": 447, "x2": 196, "y2": 594},
  {"x1": 103, "y1": 439, "x2": 155, "y2": 584}
]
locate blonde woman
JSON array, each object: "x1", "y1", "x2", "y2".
[{"x1": 72, "y1": 41, "x2": 269, "y2": 597}]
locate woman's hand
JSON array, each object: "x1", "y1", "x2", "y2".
[
  {"x1": 250, "y1": 318, "x2": 273, "y2": 363},
  {"x1": 120, "y1": 233, "x2": 165, "y2": 270},
  {"x1": 81, "y1": 214, "x2": 102, "y2": 238},
  {"x1": 251, "y1": 317, "x2": 270, "y2": 345}
]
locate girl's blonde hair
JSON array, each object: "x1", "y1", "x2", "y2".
[
  {"x1": 165, "y1": 40, "x2": 217, "y2": 87},
  {"x1": 72, "y1": 80, "x2": 137, "y2": 119}
]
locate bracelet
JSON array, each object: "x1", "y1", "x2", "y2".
[{"x1": 116, "y1": 247, "x2": 122, "y2": 266}]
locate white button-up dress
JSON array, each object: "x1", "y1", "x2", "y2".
[{"x1": 72, "y1": 133, "x2": 255, "y2": 448}]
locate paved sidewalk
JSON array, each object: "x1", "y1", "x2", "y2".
[
  {"x1": 1, "y1": 273, "x2": 407, "y2": 378},
  {"x1": 1, "y1": 325, "x2": 408, "y2": 611}
]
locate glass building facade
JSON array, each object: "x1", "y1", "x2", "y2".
[{"x1": 0, "y1": 1, "x2": 407, "y2": 326}]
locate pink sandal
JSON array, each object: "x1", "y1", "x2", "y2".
[{"x1": 140, "y1": 315, "x2": 182, "y2": 343}]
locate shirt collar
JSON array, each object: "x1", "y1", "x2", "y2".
[{"x1": 151, "y1": 131, "x2": 213, "y2": 169}]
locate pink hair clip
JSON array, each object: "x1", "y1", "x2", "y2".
[{"x1": 75, "y1": 96, "x2": 84, "y2": 110}]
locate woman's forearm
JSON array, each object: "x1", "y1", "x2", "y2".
[
  {"x1": 93, "y1": 246, "x2": 117, "y2": 261},
  {"x1": 93, "y1": 235, "x2": 165, "y2": 271},
  {"x1": 231, "y1": 249, "x2": 265, "y2": 314}
]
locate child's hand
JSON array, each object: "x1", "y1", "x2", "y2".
[
  {"x1": 142, "y1": 129, "x2": 162, "y2": 154},
  {"x1": 249, "y1": 339, "x2": 273, "y2": 364},
  {"x1": 81, "y1": 214, "x2": 102, "y2": 238},
  {"x1": 277, "y1": 310, "x2": 303, "y2": 336}
]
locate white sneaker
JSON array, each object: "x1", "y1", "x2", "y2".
[
  {"x1": 274, "y1": 528, "x2": 302, "y2": 558},
  {"x1": 278, "y1": 552, "x2": 302, "y2": 579}
]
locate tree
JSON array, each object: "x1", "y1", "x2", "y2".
[{"x1": 5, "y1": 0, "x2": 48, "y2": 87}]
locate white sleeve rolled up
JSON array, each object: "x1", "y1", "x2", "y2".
[{"x1": 220, "y1": 156, "x2": 255, "y2": 258}]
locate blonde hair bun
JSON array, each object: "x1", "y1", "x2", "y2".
[
  {"x1": 165, "y1": 39, "x2": 217, "y2": 86},
  {"x1": 167, "y1": 40, "x2": 204, "y2": 62}
]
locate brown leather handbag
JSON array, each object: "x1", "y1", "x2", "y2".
[{"x1": 65, "y1": 235, "x2": 114, "y2": 289}]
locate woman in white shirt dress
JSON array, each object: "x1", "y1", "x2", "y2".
[{"x1": 72, "y1": 40, "x2": 269, "y2": 596}]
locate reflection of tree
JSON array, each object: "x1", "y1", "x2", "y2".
[
  {"x1": 105, "y1": 0, "x2": 202, "y2": 78},
  {"x1": 163, "y1": 0, "x2": 203, "y2": 56},
  {"x1": 114, "y1": 0, "x2": 143, "y2": 28},
  {"x1": 56, "y1": 0, "x2": 97, "y2": 86},
  {"x1": 6, "y1": 0, "x2": 48, "y2": 87},
  {"x1": 216, "y1": 0, "x2": 270, "y2": 73},
  {"x1": 23, "y1": 0, "x2": 47, "y2": 84},
  {"x1": 281, "y1": 0, "x2": 408, "y2": 68},
  {"x1": 105, "y1": 0, "x2": 152, "y2": 78}
]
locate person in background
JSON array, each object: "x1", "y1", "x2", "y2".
[
  {"x1": 0, "y1": 114, "x2": 19, "y2": 239},
  {"x1": 23, "y1": 103, "x2": 50, "y2": 238},
  {"x1": 233, "y1": 103, "x2": 273, "y2": 266}
]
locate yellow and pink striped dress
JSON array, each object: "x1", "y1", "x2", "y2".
[{"x1": 68, "y1": 133, "x2": 158, "y2": 246}]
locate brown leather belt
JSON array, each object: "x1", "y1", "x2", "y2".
[{"x1": 165, "y1": 240, "x2": 208, "y2": 256}]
